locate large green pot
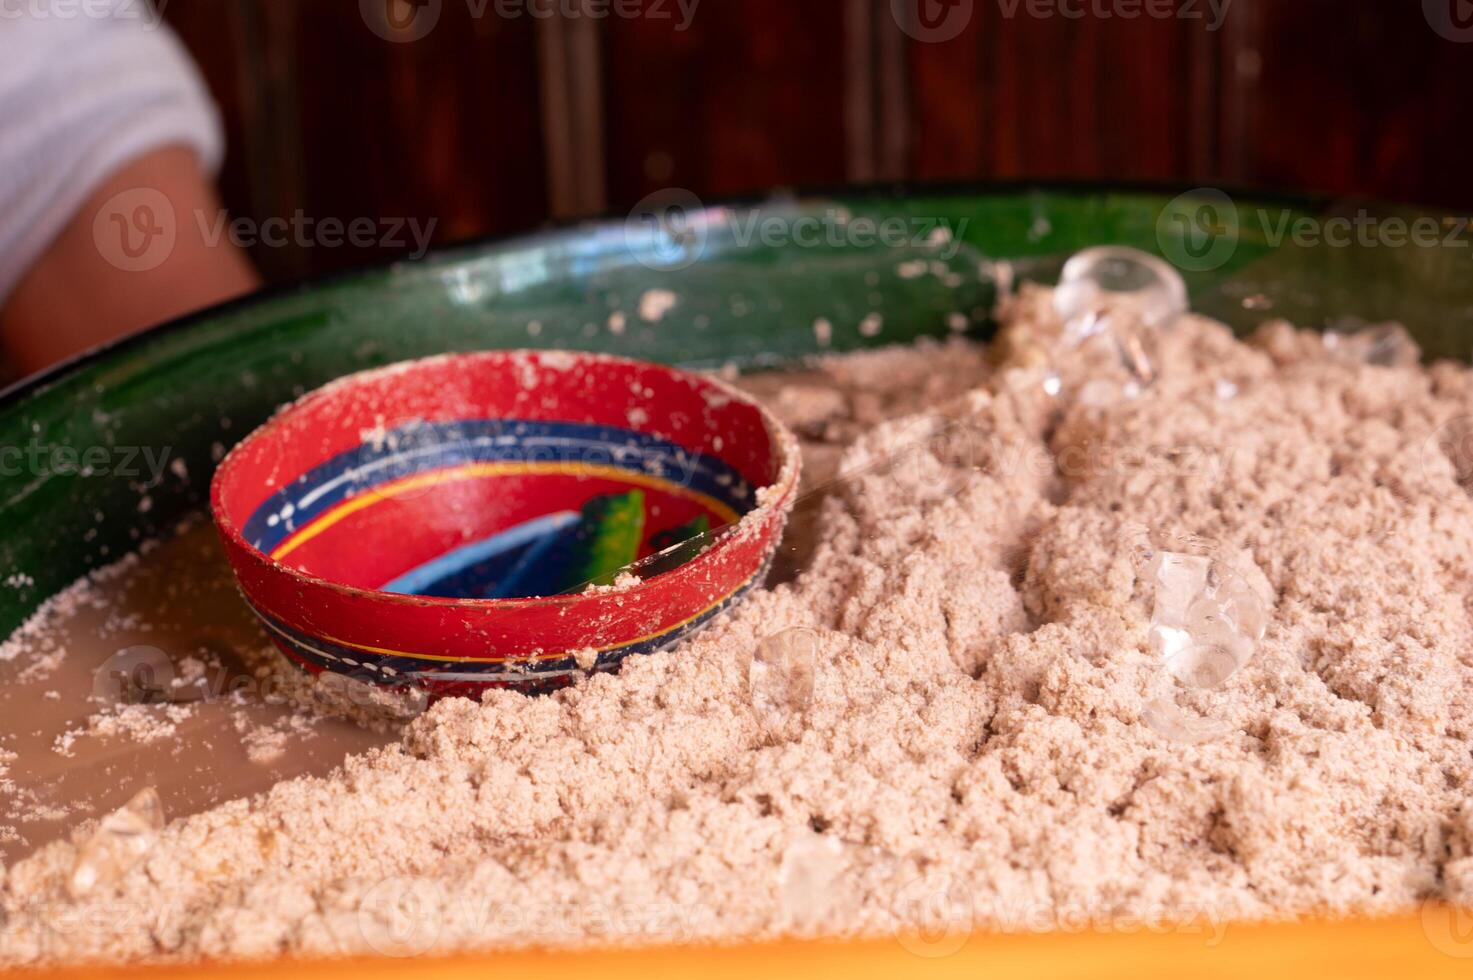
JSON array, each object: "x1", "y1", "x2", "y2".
[{"x1": 4, "y1": 183, "x2": 1470, "y2": 637}]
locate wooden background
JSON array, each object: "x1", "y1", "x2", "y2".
[{"x1": 162, "y1": 0, "x2": 1473, "y2": 282}]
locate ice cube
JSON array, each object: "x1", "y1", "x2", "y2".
[
  {"x1": 1206, "y1": 558, "x2": 1271, "y2": 642},
  {"x1": 778, "y1": 832, "x2": 845, "y2": 929},
  {"x1": 1141, "y1": 697, "x2": 1233, "y2": 744},
  {"x1": 1428, "y1": 414, "x2": 1473, "y2": 490},
  {"x1": 750, "y1": 628, "x2": 819, "y2": 734},
  {"x1": 1054, "y1": 246, "x2": 1188, "y2": 331},
  {"x1": 1148, "y1": 548, "x2": 1269, "y2": 689},
  {"x1": 69, "y1": 787, "x2": 165, "y2": 898},
  {"x1": 1163, "y1": 638, "x2": 1245, "y2": 690},
  {"x1": 1322, "y1": 320, "x2": 1419, "y2": 368},
  {"x1": 1054, "y1": 246, "x2": 1187, "y2": 389}
]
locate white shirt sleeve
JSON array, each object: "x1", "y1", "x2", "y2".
[{"x1": 0, "y1": 0, "x2": 223, "y2": 302}]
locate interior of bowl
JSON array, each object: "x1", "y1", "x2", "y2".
[{"x1": 213, "y1": 351, "x2": 782, "y2": 599}]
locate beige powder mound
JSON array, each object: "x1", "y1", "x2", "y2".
[{"x1": 3, "y1": 298, "x2": 1473, "y2": 965}]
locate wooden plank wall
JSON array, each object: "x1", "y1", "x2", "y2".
[{"x1": 161, "y1": 0, "x2": 1473, "y2": 281}]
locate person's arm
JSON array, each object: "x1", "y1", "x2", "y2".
[
  {"x1": 0, "y1": 145, "x2": 258, "y2": 375},
  {"x1": 0, "y1": 2, "x2": 256, "y2": 377}
]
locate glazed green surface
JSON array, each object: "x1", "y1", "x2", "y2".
[{"x1": 3, "y1": 186, "x2": 1470, "y2": 638}]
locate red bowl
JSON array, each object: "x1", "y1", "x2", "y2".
[{"x1": 209, "y1": 350, "x2": 800, "y2": 696}]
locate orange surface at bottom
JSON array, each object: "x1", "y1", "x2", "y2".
[{"x1": 24, "y1": 909, "x2": 1473, "y2": 980}]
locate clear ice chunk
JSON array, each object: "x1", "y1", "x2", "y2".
[
  {"x1": 69, "y1": 787, "x2": 165, "y2": 898},
  {"x1": 1141, "y1": 697, "x2": 1233, "y2": 744},
  {"x1": 1054, "y1": 246, "x2": 1189, "y2": 330},
  {"x1": 1147, "y1": 548, "x2": 1269, "y2": 689},
  {"x1": 1322, "y1": 319, "x2": 1419, "y2": 368},
  {"x1": 778, "y1": 832, "x2": 845, "y2": 929},
  {"x1": 750, "y1": 628, "x2": 819, "y2": 734},
  {"x1": 1053, "y1": 247, "x2": 1188, "y2": 389},
  {"x1": 1429, "y1": 414, "x2": 1473, "y2": 490}
]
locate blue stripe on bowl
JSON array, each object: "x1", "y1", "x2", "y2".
[
  {"x1": 244, "y1": 563, "x2": 766, "y2": 689},
  {"x1": 242, "y1": 419, "x2": 757, "y2": 554}
]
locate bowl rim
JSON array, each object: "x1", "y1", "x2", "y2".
[{"x1": 207, "y1": 348, "x2": 802, "y2": 613}]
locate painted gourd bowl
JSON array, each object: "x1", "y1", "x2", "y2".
[{"x1": 209, "y1": 350, "x2": 800, "y2": 696}]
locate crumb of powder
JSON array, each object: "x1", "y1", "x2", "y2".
[
  {"x1": 581, "y1": 571, "x2": 643, "y2": 595},
  {"x1": 238, "y1": 725, "x2": 288, "y2": 766},
  {"x1": 813, "y1": 318, "x2": 833, "y2": 347},
  {"x1": 638, "y1": 289, "x2": 677, "y2": 322},
  {"x1": 52, "y1": 704, "x2": 196, "y2": 758}
]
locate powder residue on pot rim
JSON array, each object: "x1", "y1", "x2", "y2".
[{"x1": 4, "y1": 297, "x2": 1473, "y2": 964}]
